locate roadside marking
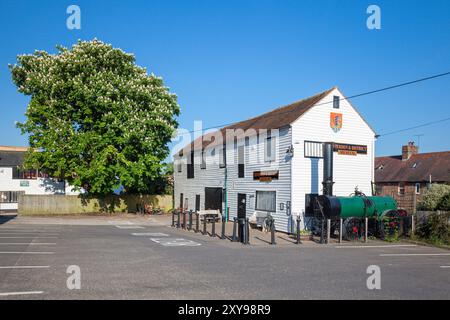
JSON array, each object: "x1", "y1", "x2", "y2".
[
  {"x1": 0, "y1": 266, "x2": 50, "y2": 269},
  {"x1": 439, "y1": 266, "x2": 450, "y2": 268},
  {"x1": 0, "y1": 251, "x2": 54, "y2": 254},
  {"x1": 150, "y1": 238, "x2": 201, "y2": 247},
  {"x1": 131, "y1": 232, "x2": 168, "y2": 237},
  {"x1": 0, "y1": 233, "x2": 59, "y2": 236},
  {"x1": 115, "y1": 225, "x2": 145, "y2": 229},
  {"x1": 0, "y1": 291, "x2": 44, "y2": 296},
  {"x1": 380, "y1": 253, "x2": 450, "y2": 257},
  {"x1": 335, "y1": 244, "x2": 417, "y2": 249},
  {"x1": 0, "y1": 243, "x2": 56, "y2": 245}
]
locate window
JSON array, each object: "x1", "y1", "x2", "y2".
[
  {"x1": 177, "y1": 159, "x2": 182, "y2": 173},
  {"x1": 304, "y1": 141, "x2": 323, "y2": 158},
  {"x1": 255, "y1": 191, "x2": 276, "y2": 212},
  {"x1": 0, "y1": 191, "x2": 23, "y2": 203},
  {"x1": 415, "y1": 183, "x2": 420, "y2": 195},
  {"x1": 305, "y1": 193, "x2": 319, "y2": 217},
  {"x1": 219, "y1": 144, "x2": 226, "y2": 168},
  {"x1": 238, "y1": 145, "x2": 244, "y2": 178},
  {"x1": 200, "y1": 149, "x2": 206, "y2": 169},
  {"x1": 265, "y1": 132, "x2": 276, "y2": 162},
  {"x1": 398, "y1": 183, "x2": 405, "y2": 196},
  {"x1": 187, "y1": 151, "x2": 194, "y2": 179},
  {"x1": 333, "y1": 95, "x2": 340, "y2": 109},
  {"x1": 12, "y1": 167, "x2": 39, "y2": 180}
]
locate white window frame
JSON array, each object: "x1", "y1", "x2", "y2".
[{"x1": 415, "y1": 183, "x2": 420, "y2": 195}]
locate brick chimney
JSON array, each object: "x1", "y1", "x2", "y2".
[{"x1": 402, "y1": 141, "x2": 418, "y2": 160}]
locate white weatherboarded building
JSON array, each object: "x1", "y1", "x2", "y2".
[
  {"x1": 173, "y1": 87, "x2": 376, "y2": 232},
  {"x1": 0, "y1": 146, "x2": 78, "y2": 212}
]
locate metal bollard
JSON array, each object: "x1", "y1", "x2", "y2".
[
  {"x1": 195, "y1": 213, "x2": 199, "y2": 233},
  {"x1": 221, "y1": 216, "x2": 226, "y2": 239},
  {"x1": 211, "y1": 216, "x2": 216, "y2": 237},
  {"x1": 326, "y1": 219, "x2": 331, "y2": 244},
  {"x1": 171, "y1": 210, "x2": 175, "y2": 227},
  {"x1": 188, "y1": 210, "x2": 193, "y2": 230},
  {"x1": 296, "y1": 216, "x2": 301, "y2": 244},
  {"x1": 203, "y1": 216, "x2": 207, "y2": 235},
  {"x1": 339, "y1": 218, "x2": 343, "y2": 243},
  {"x1": 177, "y1": 210, "x2": 181, "y2": 228},
  {"x1": 365, "y1": 217, "x2": 368, "y2": 243},
  {"x1": 183, "y1": 211, "x2": 187, "y2": 229},
  {"x1": 232, "y1": 217, "x2": 238, "y2": 242},
  {"x1": 245, "y1": 218, "x2": 250, "y2": 245},
  {"x1": 270, "y1": 220, "x2": 276, "y2": 245}
]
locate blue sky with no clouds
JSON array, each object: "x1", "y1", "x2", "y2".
[{"x1": 0, "y1": 0, "x2": 449, "y2": 156}]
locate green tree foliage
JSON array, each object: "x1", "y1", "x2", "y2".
[
  {"x1": 418, "y1": 184, "x2": 450, "y2": 211},
  {"x1": 10, "y1": 40, "x2": 180, "y2": 195}
]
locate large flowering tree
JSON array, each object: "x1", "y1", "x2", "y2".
[{"x1": 10, "y1": 39, "x2": 180, "y2": 195}]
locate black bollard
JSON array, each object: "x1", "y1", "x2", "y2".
[
  {"x1": 245, "y1": 218, "x2": 250, "y2": 245},
  {"x1": 211, "y1": 216, "x2": 216, "y2": 237},
  {"x1": 270, "y1": 220, "x2": 276, "y2": 245},
  {"x1": 203, "y1": 215, "x2": 207, "y2": 235},
  {"x1": 188, "y1": 210, "x2": 193, "y2": 231},
  {"x1": 177, "y1": 210, "x2": 181, "y2": 228},
  {"x1": 195, "y1": 213, "x2": 199, "y2": 233},
  {"x1": 296, "y1": 216, "x2": 301, "y2": 244},
  {"x1": 232, "y1": 217, "x2": 238, "y2": 242},
  {"x1": 221, "y1": 216, "x2": 226, "y2": 239},
  {"x1": 171, "y1": 210, "x2": 175, "y2": 227}
]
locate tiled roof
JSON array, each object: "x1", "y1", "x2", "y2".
[{"x1": 375, "y1": 151, "x2": 450, "y2": 183}]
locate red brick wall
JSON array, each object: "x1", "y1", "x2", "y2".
[{"x1": 375, "y1": 182, "x2": 424, "y2": 214}]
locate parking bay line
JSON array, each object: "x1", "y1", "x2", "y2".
[
  {"x1": 131, "y1": 232, "x2": 169, "y2": 237},
  {"x1": 335, "y1": 244, "x2": 417, "y2": 249},
  {"x1": 0, "y1": 251, "x2": 54, "y2": 255},
  {"x1": 0, "y1": 237, "x2": 58, "y2": 239},
  {"x1": 380, "y1": 253, "x2": 450, "y2": 257},
  {"x1": 440, "y1": 266, "x2": 450, "y2": 268},
  {"x1": 0, "y1": 243, "x2": 56, "y2": 245},
  {"x1": 0, "y1": 266, "x2": 50, "y2": 269},
  {"x1": 0, "y1": 291, "x2": 44, "y2": 296}
]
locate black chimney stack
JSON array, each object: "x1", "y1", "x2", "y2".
[{"x1": 322, "y1": 142, "x2": 334, "y2": 196}]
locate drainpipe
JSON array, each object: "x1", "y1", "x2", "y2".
[{"x1": 224, "y1": 167, "x2": 228, "y2": 221}]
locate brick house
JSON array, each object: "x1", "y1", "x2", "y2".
[{"x1": 375, "y1": 142, "x2": 450, "y2": 213}]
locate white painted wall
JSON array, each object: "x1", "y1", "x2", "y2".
[
  {"x1": 0, "y1": 167, "x2": 79, "y2": 210},
  {"x1": 291, "y1": 88, "x2": 376, "y2": 229}
]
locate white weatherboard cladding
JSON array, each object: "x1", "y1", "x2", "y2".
[
  {"x1": 291, "y1": 88, "x2": 375, "y2": 229},
  {"x1": 174, "y1": 126, "x2": 293, "y2": 232}
]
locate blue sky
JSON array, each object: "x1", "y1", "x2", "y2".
[{"x1": 0, "y1": 0, "x2": 449, "y2": 156}]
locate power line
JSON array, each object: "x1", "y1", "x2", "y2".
[
  {"x1": 376, "y1": 116, "x2": 450, "y2": 138},
  {"x1": 182, "y1": 70, "x2": 450, "y2": 135}
]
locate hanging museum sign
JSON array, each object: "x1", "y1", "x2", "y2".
[
  {"x1": 253, "y1": 170, "x2": 279, "y2": 182},
  {"x1": 333, "y1": 143, "x2": 368, "y2": 156}
]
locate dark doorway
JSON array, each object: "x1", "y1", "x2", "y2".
[
  {"x1": 237, "y1": 193, "x2": 246, "y2": 242},
  {"x1": 205, "y1": 187, "x2": 223, "y2": 213},
  {"x1": 195, "y1": 194, "x2": 200, "y2": 212}
]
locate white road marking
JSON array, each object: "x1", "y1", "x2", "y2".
[
  {"x1": 0, "y1": 233, "x2": 59, "y2": 236},
  {"x1": 0, "y1": 237, "x2": 58, "y2": 239},
  {"x1": 0, "y1": 251, "x2": 54, "y2": 254},
  {"x1": 109, "y1": 221, "x2": 134, "y2": 225},
  {"x1": 0, "y1": 243, "x2": 56, "y2": 245},
  {"x1": 380, "y1": 253, "x2": 450, "y2": 256},
  {"x1": 115, "y1": 225, "x2": 144, "y2": 229},
  {"x1": 0, "y1": 266, "x2": 50, "y2": 269},
  {"x1": 150, "y1": 238, "x2": 201, "y2": 247},
  {"x1": 0, "y1": 291, "x2": 44, "y2": 296},
  {"x1": 131, "y1": 232, "x2": 169, "y2": 237},
  {"x1": 335, "y1": 244, "x2": 417, "y2": 249},
  {"x1": 439, "y1": 266, "x2": 450, "y2": 268}
]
